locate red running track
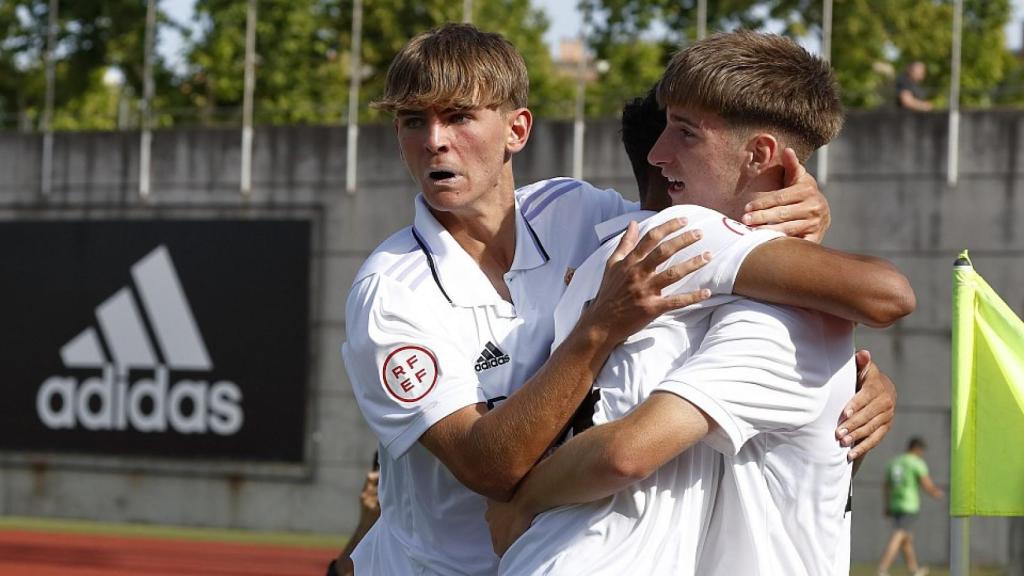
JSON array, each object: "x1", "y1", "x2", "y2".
[{"x1": 0, "y1": 529, "x2": 335, "y2": 575}]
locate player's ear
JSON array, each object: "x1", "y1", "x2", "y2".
[
  {"x1": 745, "y1": 133, "x2": 779, "y2": 176},
  {"x1": 506, "y1": 108, "x2": 532, "y2": 153}
]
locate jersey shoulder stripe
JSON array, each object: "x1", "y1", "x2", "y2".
[
  {"x1": 354, "y1": 227, "x2": 425, "y2": 287},
  {"x1": 522, "y1": 179, "x2": 585, "y2": 222},
  {"x1": 353, "y1": 226, "x2": 451, "y2": 303},
  {"x1": 517, "y1": 177, "x2": 575, "y2": 216}
]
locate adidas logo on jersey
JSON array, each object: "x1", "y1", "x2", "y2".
[
  {"x1": 36, "y1": 246, "x2": 244, "y2": 436},
  {"x1": 474, "y1": 342, "x2": 510, "y2": 372}
]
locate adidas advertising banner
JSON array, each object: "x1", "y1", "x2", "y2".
[{"x1": 0, "y1": 221, "x2": 311, "y2": 462}]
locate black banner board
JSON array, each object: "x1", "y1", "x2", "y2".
[{"x1": 0, "y1": 220, "x2": 311, "y2": 462}]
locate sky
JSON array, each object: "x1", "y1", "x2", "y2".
[{"x1": 159, "y1": 0, "x2": 1024, "y2": 70}]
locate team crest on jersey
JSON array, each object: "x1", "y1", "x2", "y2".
[
  {"x1": 564, "y1": 267, "x2": 576, "y2": 285},
  {"x1": 722, "y1": 216, "x2": 753, "y2": 236},
  {"x1": 381, "y1": 345, "x2": 439, "y2": 403}
]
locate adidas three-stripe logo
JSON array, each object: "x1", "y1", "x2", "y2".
[
  {"x1": 474, "y1": 341, "x2": 510, "y2": 372},
  {"x1": 36, "y1": 245, "x2": 244, "y2": 436}
]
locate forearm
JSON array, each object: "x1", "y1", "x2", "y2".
[
  {"x1": 512, "y1": 419, "x2": 638, "y2": 516},
  {"x1": 464, "y1": 321, "x2": 620, "y2": 499},
  {"x1": 514, "y1": 392, "x2": 711, "y2": 516},
  {"x1": 735, "y1": 238, "x2": 916, "y2": 327},
  {"x1": 921, "y1": 476, "x2": 944, "y2": 499}
]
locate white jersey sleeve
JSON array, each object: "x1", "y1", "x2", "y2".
[
  {"x1": 645, "y1": 205, "x2": 784, "y2": 297},
  {"x1": 343, "y1": 274, "x2": 486, "y2": 459},
  {"x1": 655, "y1": 300, "x2": 841, "y2": 455},
  {"x1": 552, "y1": 205, "x2": 781, "y2": 352}
]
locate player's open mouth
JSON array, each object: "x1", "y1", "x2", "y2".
[
  {"x1": 429, "y1": 170, "x2": 457, "y2": 182},
  {"x1": 668, "y1": 179, "x2": 685, "y2": 194}
]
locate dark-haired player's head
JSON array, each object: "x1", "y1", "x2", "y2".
[{"x1": 621, "y1": 88, "x2": 672, "y2": 212}]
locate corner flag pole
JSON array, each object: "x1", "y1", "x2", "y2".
[{"x1": 950, "y1": 252, "x2": 972, "y2": 576}]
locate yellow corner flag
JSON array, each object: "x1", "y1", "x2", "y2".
[{"x1": 951, "y1": 250, "x2": 1024, "y2": 516}]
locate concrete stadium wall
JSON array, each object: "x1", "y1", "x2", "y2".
[{"x1": 0, "y1": 111, "x2": 1020, "y2": 569}]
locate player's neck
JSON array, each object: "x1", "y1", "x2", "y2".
[{"x1": 437, "y1": 189, "x2": 517, "y2": 302}]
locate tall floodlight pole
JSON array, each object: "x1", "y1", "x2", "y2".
[
  {"x1": 463, "y1": 0, "x2": 472, "y2": 23},
  {"x1": 346, "y1": 0, "x2": 363, "y2": 194},
  {"x1": 241, "y1": 0, "x2": 257, "y2": 197},
  {"x1": 817, "y1": 0, "x2": 833, "y2": 187},
  {"x1": 40, "y1": 0, "x2": 58, "y2": 197},
  {"x1": 572, "y1": 23, "x2": 587, "y2": 181},
  {"x1": 947, "y1": 0, "x2": 963, "y2": 187},
  {"x1": 139, "y1": 0, "x2": 157, "y2": 199},
  {"x1": 696, "y1": 0, "x2": 707, "y2": 40}
]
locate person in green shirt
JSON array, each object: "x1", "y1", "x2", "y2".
[{"x1": 877, "y1": 437, "x2": 945, "y2": 576}]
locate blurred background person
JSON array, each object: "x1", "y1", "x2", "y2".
[
  {"x1": 877, "y1": 436, "x2": 944, "y2": 576},
  {"x1": 896, "y1": 61, "x2": 933, "y2": 111}
]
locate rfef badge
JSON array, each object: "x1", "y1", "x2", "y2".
[{"x1": 382, "y1": 345, "x2": 439, "y2": 403}]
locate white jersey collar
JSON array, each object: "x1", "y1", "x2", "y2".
[
  {"x1": 594, "y1": 209, "x2": 655, "y2": 245},
  {"x1": 411, "y1": 194, "x2": 549, "y2": 307}
]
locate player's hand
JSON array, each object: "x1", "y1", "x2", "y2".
[
  {"x1": 485, "y1": 498, "x2": 533, "y2": 557},
  {"x1": 742, "y1": 147, "x2": 831, "y2": 243},
  {"x1": 836, "y1": 350, "x2": 896, "y2": 461},
  {"x1": 579, "y1": 218, "x2": 711, "y2": 346},
  {"x1": 357, "y1": 470, "x2": 381, "y2": 525}
]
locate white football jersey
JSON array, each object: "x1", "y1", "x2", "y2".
[
  {"x1": 499, "y1": 206, "x2": 783, "y2": 576},
  {"x1": 342, "y1": 178, "x2": 634, "y2": 575},
  {"x1": 658, "y1": 300, "x2": 855, "y2": 576}
]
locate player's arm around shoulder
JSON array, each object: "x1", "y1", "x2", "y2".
[
  {"x1": 735, "y1": 238, "x2": 915, "y2": 328},
  {"x1": 736, "y1": 147, "x2": 915, "y2": 327}
]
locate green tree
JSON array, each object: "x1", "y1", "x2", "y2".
[
  {"x1": 0, "y1": 0, "x2": 181, "y2": 130},
  {"x1": 773, "y1": 0, "x2": 1018, "y2": 107},
  {"x1": 585, "y1": 39, "x2": 669, "y2": 117},
  {"x1": 182, "y1": 0, "x2": 346, "y2": 125},
  {"x1": 580, "y1": 0, "x2": 1020, "y2": 109},
  {"x1": 181, "y1": 0, "x2": 570, "y2": 125}
]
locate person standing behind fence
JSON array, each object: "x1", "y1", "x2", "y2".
[
  {"x1": 877, "y1": 436, "x2": 944, "y2": 576},
  {"x1": 896, "y1": 61, "x2": 933, "y2": 111}
]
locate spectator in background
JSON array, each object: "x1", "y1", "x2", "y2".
[
  {"x1": 896, "y1": 61, "x2": 933, "y2": 111},
  {"x1": 877, "y1": 436, "x2": 945, "y2": 576}
]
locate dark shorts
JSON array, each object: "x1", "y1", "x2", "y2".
[{"x1": 890, "y1": 512, "x2": 919, "y2": 531}]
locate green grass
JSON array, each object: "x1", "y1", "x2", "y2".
[
  {"x1": 851, "y1": 564, "x2": 1008, "y2": 576},
  {"x1": 0, "y1": 515, "x2": 345, "y2": 549}
]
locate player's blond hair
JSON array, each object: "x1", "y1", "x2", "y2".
[
  {"x1": 373, "y1": 23, "x2": 529, "y2": 112},
  {"x1": 657, "y1": 31, "x2": 843, "y2": 160}
]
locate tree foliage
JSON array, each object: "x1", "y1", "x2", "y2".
[
  {"x1": 580, "y1": 0, "x2": 1020, "y2": 110},
  {"x1": 2, "y1": 0, "x2": 1021, "y2": 131},
  {"x1": 180, "y1": 0, "x2": 571, "y2": 124},
  {"x1": 0, "y1": 0, "x2": 182, "y2": 130}
]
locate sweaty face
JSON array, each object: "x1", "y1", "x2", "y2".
[
  {"x1": 646, "y1": 105, "x2": 749, "y2": 219},
  {"x1": 395, "y1": 105, "x2": 516, "y2": 216}
]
